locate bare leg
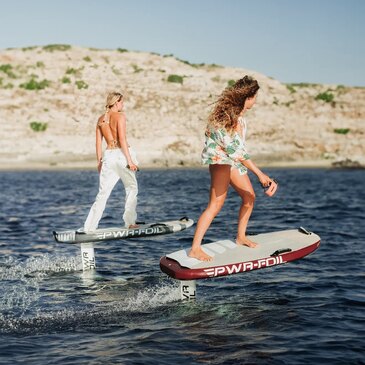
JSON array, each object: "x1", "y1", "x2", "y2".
[
  {"x1": 230, "y1": 169, "x2": 257, "y2": 248},
  {"x1": 189, "y1": 165, "x2": 231, "y2": 261}
]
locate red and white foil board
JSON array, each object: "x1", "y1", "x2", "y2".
[{"x1": 160, "y1": 229, "x2": 320, "y2": 280}]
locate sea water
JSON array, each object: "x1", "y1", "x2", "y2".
[{"x1": 0, "y1": 168, "x2": 364, "y2": 365}]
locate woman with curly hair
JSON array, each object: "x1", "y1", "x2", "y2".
[{"x1": 189, "y1": 76, "x2": 273, "y2": 261}]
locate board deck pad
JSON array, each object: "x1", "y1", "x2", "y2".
[
  {"x1": 53, "y1": 217, "x2": 194, "y2": 244},
  {"x1": 160, "y1": 228, "x2": 320, "y2": 280}
]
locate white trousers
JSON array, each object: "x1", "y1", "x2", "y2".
[{"x1": 84, "y1": 148, "x2": 138, "y2": 231}]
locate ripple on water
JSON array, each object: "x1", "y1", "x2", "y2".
[{"x1": 0, "y1": 169, "x2": 364, "y2": 365}]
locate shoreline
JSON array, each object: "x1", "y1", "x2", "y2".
[{"x1": 0, "y1": 159, "x2": 336, "y2": 172}]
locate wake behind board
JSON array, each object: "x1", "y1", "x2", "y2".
[
  {"x1": 53, "y1": 217, "x2": 194, "y2": 244},
  {"x1": 160, "y1": 227, "x2": 320, "y2": 280}
]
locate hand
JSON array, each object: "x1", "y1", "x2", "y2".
[
  {"x1": 258, "y1": 173, "x2": 272, "y2": 188},
  {"x1": 127, "y1": 162, "x2": 139, "y2": 171},
  {"x1": 97, "y1": 160, "x2": 102, "y2": 174}
]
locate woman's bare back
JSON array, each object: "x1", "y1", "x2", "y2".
[{"x1": 97, "y1": 112, "x2": 122, "y2": 149}]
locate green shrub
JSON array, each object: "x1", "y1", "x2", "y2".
[
  {"x1": 0, "y1": 64, "x2": 16, "y2": 78},
  {"x1": 290, "y1": 83, "x2": 319, "y2": 88},
  {"x1": 175, "y1": 57, "x2": 205, "y2": 68},
  {"x1": 167, "y1": 74, "x2": 184, "y2": 84},
  {"x1": 117, "y1": 48, "x2": 128, "y2": 53},
  {"x1": 286, "y1": 84, "x2": 296, "y2": 93},
  {"x1": 0, "y1": 77, "x2": 14, "y2": 89},
  {"x1": 227, "y1": 80, "x2": 235, "y2": 87},
  {"x1": 208, "y1": 63, "x2": 223, "y2": 68},
  {"x1": 20, "y1": 79, "x2": 50, "y2": 90},
  {"x1": 61, "y1": 76, "x2": 71, "y2": 84},
  {"x1": 22, "y1": 46, "x2": 37, "y2": 51},
  {"x1": 132, "y1": 64, "x2": 143, "y2": 73},
  {"x1": 83, "y1": 56, "x2": 92, "y2": 62},
  {"x1": 30, "y1": 121, "x2": 48, "y2": 132},
  {"x1": 36, "y1": 61, "x2": 45, "y2": 68},
  {"x1": 43, "y1": 44, "x2": 71, "y2": 52},
  {"x1": 284, "y1": 100, "x2": 296, "y2": 107},
  {"x1": 336, "y1": 84, "x2": 348, "y2": 95},
  {"x1": 75, "y1": 80, "x2": 88, "y2": 89},
  {"x1": 111, "y1": 66, "x2": 121, "y2": 75},
  {"x1": 334, "y1": 128, "x2": 350, "y2": 135},
  {"x1": 315, "y1": 92, "x2": 334, "y2": 103},
  {"x1": 65, "y1": 67, "x2": 83, "y2": 75},
  {"x1": 66, "y1": 67, "x2": 77, "y2": 75}
]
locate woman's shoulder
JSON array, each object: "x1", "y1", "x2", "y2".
[
  {"x1": 205, "y1": 125, "x2": 227, "y2": 141},
  {"x1": 97, "y1": 115, "x2": 105, "y2": 125},
  {"x1": 206, "y1": 123, "x2": 224, "y2": 132},
  {"x1": 110, "y1": 111, "x2": 126, "y2": 122}
]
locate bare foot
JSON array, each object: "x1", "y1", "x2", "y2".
[
  {"x1": 236, "y1": 238, "x2": 258, "y2": 248},
  {"x1": 128, "y1": 224, "x2": 139, "y2": 229},
  {"x1": 188, "y1": 248, "x2": 213, "y2": 261}
]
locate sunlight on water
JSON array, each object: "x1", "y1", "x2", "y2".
[
  {"x1": 0, "y1": 280, "x2": 181, "y2": 334},
  {"x1": 0, "y1": 254, "x2": 81, "y2": 281},
  {"x1": 0, "y1": 254, "x2": 81, "y2": 315},
  {"x1": 122, "y1": 282, "x2": 181, "y2": 311}
]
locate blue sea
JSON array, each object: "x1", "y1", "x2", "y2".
[{"x1": 0, "y1": 168, "x2": 364, "y2": 365}]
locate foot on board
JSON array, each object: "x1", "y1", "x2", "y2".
[
  {"x1": 188, "y1": 248, "x2": 213, "y2": 261},
  {"x1": 236, "y1": 238, "x2": 258, "y2": 248}
]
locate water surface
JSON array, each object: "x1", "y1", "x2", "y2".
[{"x1": 0, "y1": 168, "x2": 364, "y2": 364}]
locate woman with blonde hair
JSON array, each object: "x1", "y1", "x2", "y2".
[
  {"x1": 82, "y1": 92, "x2": 139, "y2": 232},
  {"x1": 189, "y1": 76, "x2": 273, "y2": 261}
]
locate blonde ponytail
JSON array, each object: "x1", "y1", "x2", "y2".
[{"x1": 103, "y1": 92, "x2": 123, "y2": 123}]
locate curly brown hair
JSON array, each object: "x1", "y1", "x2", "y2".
[{"x1": 207, "y1": 75, "x2": 260, "y2": 133}]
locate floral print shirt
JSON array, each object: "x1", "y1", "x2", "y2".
[{"x1": 201, "y1": 118, "x2": 250, "y2": 175}]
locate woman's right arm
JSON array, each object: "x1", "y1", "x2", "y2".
[
  {"x1": 218, "y1": 129, "x2": 271, "y2": 187},
  {"x1": 241, "y1": 159, "x2": 271, "y2": 187},
  {"x1": 96, "y1": 124, "x2": 103, "y2": 173}
]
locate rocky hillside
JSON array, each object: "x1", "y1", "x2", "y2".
[{"x1": 0, "y1": 44, "x2": 364, "y2": 169}]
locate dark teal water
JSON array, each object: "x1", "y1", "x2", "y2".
[{"x1": 0, "y1": 168, "x2": 364, "y2": 365}]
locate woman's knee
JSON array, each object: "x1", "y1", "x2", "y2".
[
  {"x1": 95, "y1": 189, "x2": 111, "y2": 202},
  {"x1": 126, "y1": 183, "x2": 138, "y2": 196},
  {"x1": 207, "y1": 200, "x2": 225, "y2": 216},
  {"x1": 242, "y1": 191, "x2": 256, "y2": 206}
]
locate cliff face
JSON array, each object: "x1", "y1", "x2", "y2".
[{"x1": 0, "y1": 45, "x2": 364, "y2": 169}]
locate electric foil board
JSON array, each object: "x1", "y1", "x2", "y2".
[
  {"x1": 53, "y1": 217, "x2": 194, "y2": 244},
  {"x1": 160, "y1": 228, "x2": 320, "y2": 280}
]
